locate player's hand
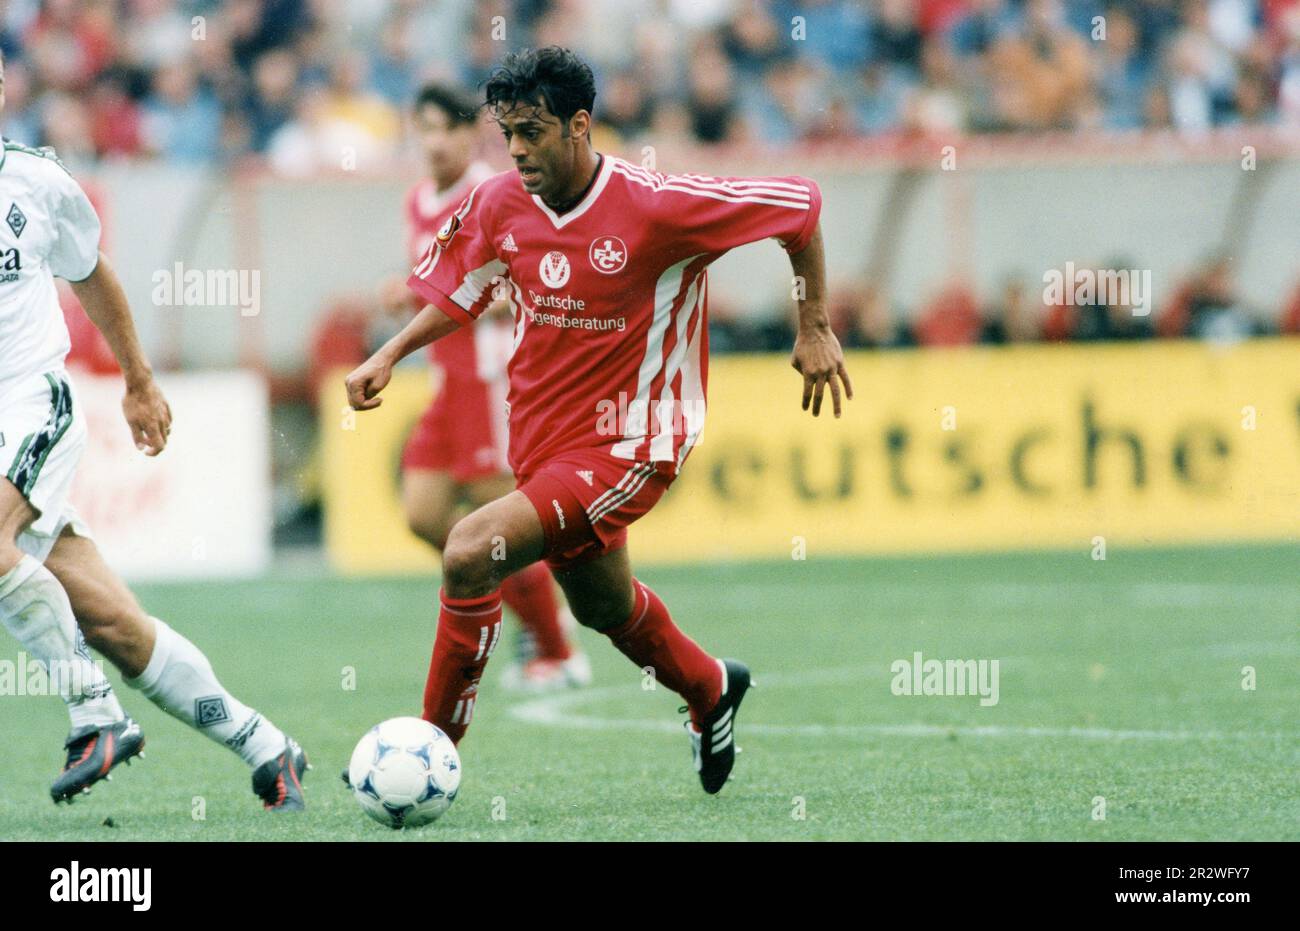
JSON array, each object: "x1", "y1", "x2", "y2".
[
  {"x1": 791, "y1": 325, "x2": 854, "y2": 418},
  {"x1": 122, "y1": 377, "x2": 172, "y2": 456},
  {"x1": 345, "y1": 355, "x2": 393, "y2": 411}
]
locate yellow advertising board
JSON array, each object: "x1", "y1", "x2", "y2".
[{"x1": 321, "y1": 339, "x2": 1300, "y2": 573}]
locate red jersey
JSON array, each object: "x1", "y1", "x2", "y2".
[
  {"x1": 404, "y1": 161, "x2": 511, "y2": 382},
  {"x1": 407, "y1": 154, "x2": 821, "y2": 478}
]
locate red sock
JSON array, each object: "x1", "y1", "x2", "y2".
[
  {"x1": 422, "y1": 589, "x2": 503, "y2": 744},
  {"x1": 603, "y1": 579, "x2": 722, "y2": 726},
  {"x1": 500, "y1": 563, "x2": 571, "y2": 661}
]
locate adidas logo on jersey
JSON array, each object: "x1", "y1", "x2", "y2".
[
  {"x1": 500, "y1": 233, "x2": 519, "y2": 252},
  {"x1": 576, "y1": 470, "x2": 594, "y2": 486}
]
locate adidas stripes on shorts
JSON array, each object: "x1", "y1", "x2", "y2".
[{"x1": 517, "y1": 447, "x2": 675, "y2": 570}]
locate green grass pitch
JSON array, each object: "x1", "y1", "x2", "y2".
[{"x1": 2, "y1": 544, "x2": 1296, "y2": 841}]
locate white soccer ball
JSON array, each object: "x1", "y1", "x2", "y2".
[{"x1": 348, "y1": 717, "x2": 461, "y2": 829}]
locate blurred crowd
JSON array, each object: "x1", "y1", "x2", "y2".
[
  {"x1": 710, "y1": 253, "x2": 1300, "y2": 350},
  {"x1": 3, "y1": 0, "x2": 1300, "y2": 172},
  {"x1": 296, "y1": 251, "x2": 1297, "y2": 407},
  {"x1": 9, "y1": 0, "x2": 1299, "y2": 368}
]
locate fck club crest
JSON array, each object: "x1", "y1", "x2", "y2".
[
  {"x1": 589, "y1": 236, "x2": 628, "y2": 274},
  {"x1": 539, "y1": 250, "x2": 571, "y2": 288}
]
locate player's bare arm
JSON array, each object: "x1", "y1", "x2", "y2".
[
  {"x1": 70, "y1": 250, "x2": 172, "y2": 455},
  {"x1": 344, "y1": 303, "x2": 462, "y2": 411},
  {"x1": 789, "y1": 224, "x2": 853, "y2": 418}
]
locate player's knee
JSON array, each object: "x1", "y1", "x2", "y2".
[{"x1": 441, "y1": 521, "x2": 501, "y2": 596}]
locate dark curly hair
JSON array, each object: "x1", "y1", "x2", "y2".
[
  {"x1": 483, "y1": 46, "x2": 596, "y2": 129},
  {"x1": 413, "y1": 82, "x2": 481, "y2": 127}
]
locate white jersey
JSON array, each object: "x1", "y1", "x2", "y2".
[{"x1": 0, "y1": 140, "x2": 102, "y2": 400}]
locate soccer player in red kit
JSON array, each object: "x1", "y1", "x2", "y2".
[
  {"x1": 385, "y1": 83, "x2": 588, "y2": 692},
  {"x1": 346, "y1": 48, "x2": 852, "y2": 793}
]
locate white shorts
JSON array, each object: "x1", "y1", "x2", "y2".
[{"x1": 1, "y1": 370, "x2": 91, "y2": 563}]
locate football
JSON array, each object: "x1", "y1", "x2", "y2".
[{"x1": 347, "y1": 717, "x2": 461, "y2": 829}]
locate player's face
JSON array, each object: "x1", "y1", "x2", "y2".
[
  {"x1": 494, "y1": 100, "x2": 587, "y2": 202},
  {"x1": 414, "y1": 104, "x2": 474, "y2": 187}
]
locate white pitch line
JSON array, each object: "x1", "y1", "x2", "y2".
[
  {"x1": 507, "y1": 669, "x2": 1293, "y2": 743},
  {"x1": 710, "y1": 581, "x2": 1300, "y2": 610}
]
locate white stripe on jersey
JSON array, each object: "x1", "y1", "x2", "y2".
[
  {"x1": 679, "y1": 172, "x2": 813, "y2": 195},
  {"x1": 616, "y1": 159, "x2": 808, "y2": 196},
  {"x1": 610, "y1": 253, "x2": 705, "y2": 462},
  {"x1": 675, "y1": 274, "x2": 708, "y2": 469},
  {"x1": 449, "y1": 257, "x2": 508, "y2": 313},
  {"x1": 653, "y1": 169, "x2": 812, "y2": 202},
  {"x1": 648, "y1": 271, "x2": 704, "y2": 462},
  {"x1": 507, "y1": 278, "x2": 528, "y2": 354},
  {"x1": 611, "y1": 162, "x2": 811, "y2": 211},
  {"x1": 412, "y1": 242, "x2": 440, "y2": 278}
]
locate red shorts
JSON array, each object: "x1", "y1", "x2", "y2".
[
  {"x1": 401, "y1": 376, "x2": 510, "y2": 483},
  {"x1": 517, "y1": 449, "x2": 676, "y2": 570}
]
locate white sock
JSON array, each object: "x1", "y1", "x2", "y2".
[
  {"x1": 0, "y1": 555, "x2": 125, "y2": 732},
  {"x1": 124, "y1": 617, "x2": 285, "y2": 768}
]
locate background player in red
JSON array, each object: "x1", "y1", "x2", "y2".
[
  {"x1": 382, "y1": 82, "x2": 588, "y2": 692},
  {"x1": 346, "y1": 49, "x2": 852, "y2": 793}
]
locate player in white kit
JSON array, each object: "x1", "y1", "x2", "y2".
[{"x1": 0, "y1": 54, "x2": 309, "y2": 809}]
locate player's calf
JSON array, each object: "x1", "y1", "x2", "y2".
[
  {"x1": 422, "y1": 493, "x2": 549, "y2": 742},
  {"x1": 75, "y1": 600, "x2": 154, "y2": 680},
  {"x1": 421, "y1": 589, "x2": 504, "y2": 742},
  {"x1": 586, "y1": 575, "x2": 743, "y2": 790},
  {"x1": 557, "y1": 582, "x2": 634, "y2": 631}
]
